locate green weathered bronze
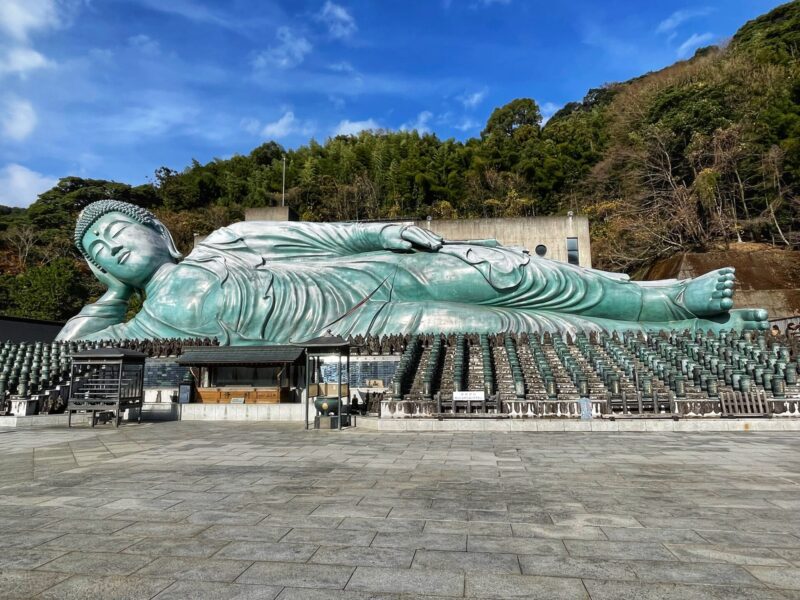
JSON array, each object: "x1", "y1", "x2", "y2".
[{"x1": 56, "y1": 200, "x2": 769, "y2": 344}]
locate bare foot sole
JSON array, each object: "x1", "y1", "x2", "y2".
[
  {"x1": 700, "y1": 308, "x2": 770, "y2": 332},
  {"x1": 679, "y1": 267, "x2": 736, "y2": 317}
]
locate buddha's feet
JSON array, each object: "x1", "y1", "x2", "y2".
[
  {"x1": 702, "y1": 308, "x2": 770, "y2": 332},
  {"x1": 678, "y1": 267, "x2": 735, "y2": 317}
]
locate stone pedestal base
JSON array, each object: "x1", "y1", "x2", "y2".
[
  {"x1": 10, "y1": 397, "x2": 39, "y2": 416},
  {"x1": 314, "y1": 415, "x2": 352, "y2": 429}
]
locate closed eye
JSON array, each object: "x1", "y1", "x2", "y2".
[
  {"x1": 88, "y1": 239, "x2": 106, "y2": 260},
  {"x1": 110, "y1": 223, "x2": 130, "y2": 239}
]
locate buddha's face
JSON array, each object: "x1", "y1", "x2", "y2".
[{"x1": 81, "y1": 212, "x2": 173, "y2": 286}]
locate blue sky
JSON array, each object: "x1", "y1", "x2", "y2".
[{"x1": 0, "y1": 0, "x2": 785, "y2": 207}]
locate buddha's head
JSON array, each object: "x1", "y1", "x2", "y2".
[{"x1": 75, "y1": 200, "x2": 182, "y2": 287}]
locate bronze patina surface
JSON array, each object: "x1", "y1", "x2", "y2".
[{"x1": 56, "y1": 201, "x2": 769, "y2": 344}]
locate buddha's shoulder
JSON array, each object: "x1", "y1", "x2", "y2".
[{"x1": 148, "y1": 264, "x2": 220, "y2": 297}]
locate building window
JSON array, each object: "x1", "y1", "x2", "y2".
[
  {"x1": 535, "y1": 244, "x2": 547, "y2": 257},
  {"x1": 566, "y1": 237, "x2": 579, "y2": 265}
]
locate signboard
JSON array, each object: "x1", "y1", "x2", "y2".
[
  {"x1": 579, "y1": 398, "x2": 593, "y2": 420},
  {"x1": 453, "y1": 390, "x2": 485, "y2": 401},
  {"x1": 178, "y1": 384, "x2": 192, "y2": 404}
]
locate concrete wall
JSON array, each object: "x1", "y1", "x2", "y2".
[
  {"x1": 245, "y1": 206, "x2": 298, "y2": 221},
  {"x1": 239, "y1": 211, "x2": 592, "y2": 267},
  {"x1": 415, "y1": 215, "x2": 592, "y2": 268}
]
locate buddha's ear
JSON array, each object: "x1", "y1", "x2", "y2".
[{"x1": 154, "y1": 221, "x2": 183, "y2": 260}]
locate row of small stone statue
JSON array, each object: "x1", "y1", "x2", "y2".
[{"x1": 88, "y1": 337, "x2": 220, "y2": 357}]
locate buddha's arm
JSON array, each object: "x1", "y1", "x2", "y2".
[
  {"x1": 55, "y1": 292, "x2": 129, "y2": 341},
  {"x1": 219, "y1": 221, "x2": 440, "y2": 259}
]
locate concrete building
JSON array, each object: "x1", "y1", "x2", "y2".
[{"x1": 238, "y1": 208, "x2": 592, "y2": 268}]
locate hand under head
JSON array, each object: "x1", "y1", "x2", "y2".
[{"x1": 76, "y1": 200, "x2": 182, "y2": 288}]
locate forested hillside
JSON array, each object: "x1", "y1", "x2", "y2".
[{"x1": 1, "y1": 1, "x2": 798, "y2": 321}]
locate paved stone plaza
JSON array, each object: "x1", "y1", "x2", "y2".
[{"x1": 1, "y1": 423, "x2": 800, "y2": 599}]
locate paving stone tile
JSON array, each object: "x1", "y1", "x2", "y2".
[
  {"x1": 665, "y1": 543, "x2": 791, "y2": 566},
  {"x1": 697, "y1": 529, "x2": 800, "y2": 548},
  {"x1": 153, "y1": 580, "x2": 283, "y2": 600},
  {"x1": 100, "y1": 498, "x2": 184, "y2": 511},
  {"x1": 310, "y1": 545, "x2": 414, "y2": 568},
  {"x1": 37, "y1": 574, "x2": 173, "y2": 600},
  {"x1": 773, "y1": 548, "x2": 800, "y2": 565},
  {"x1": 0, "y1": 569, "x2": 70, "y2": 600},
  {"x1": 510, "y1": 523, "x2": 607, "y2": 540},
  {"x1": 134, "y1": 556, "x2": 252, "y2": 582},
  {"x1": 602, "y1": 527, "x2": 706, "y2": 543},
  {"x1": 114, "y1": 522, "x2": 210, "y2": 538},
  {"x1": 468, "y1": 534, "x2": 568, "y2": 556},
  {"x1": 347, "y1": 566, "x2": 464, "y2": 596},
  {"x1": 746, "y1": 565, "x2": 800, "y2": 590},
  {"x1": 42, "y1": 519, "x2": 136, "y2": 534},
  {"x1": 424, "y1": 520, "x2": 512, "y2": 536},
  {"x1": 338, "y1": 517, "x2": 425, "y2": 533},
  {"x1": 0, "y1": 530, "x2": 65, "y2": 549},
  {"x1": 634, "y1": 561, "x2": 762, "y2": 586},
  {"x1": 564, "y1": 539, "x2": 676, "y2": 561},
  {"x1": 372, "y1": 531, "x2": 467, "y2": 551},
  {"x1": 280, "y1": 527, "x2": 376, "y2": 547},
  {"x1": 36, "y1": 551, "x2": 155, "y2": 575},
  {"x1": 261, "y1": 515, "x2": 343, "y2": 529},
  {"x1": 200, "y1": 524, "x2": 291, "y2": 542},
  {"x1": 551, "y1": 513, "x2": 643, "y2": 528},
  {"x1": 122, "y1": 536, "x2": 230, "y2": 558},
  {"x1": 518, "y1": 554, "x2": 638, "y2": 581},
  {"x1": 312, "y1": 504, "x2": 391, "y2": 518},
  {"x1": 236, "y1": 561, "x2": 355, "y2": 589},
  {"x1": 41, "y1": 533, "x2": 142, "y2": 553},
  {"x1": 413, "y1": 549, "x2": 520, "y2": 574},
  {"x1": 215, "y1": 540, "x2": 319, "y2": 562},
  {"x1": 0, "y1": 548, "x2": 67, "y2": 570},
  {"x1": 464, "y1": 572, "x2": 587, "y2": 598},
  {"x1": 186, "y1": 510, "x2": 268, "y2": 525},
  {"x1": 583, "y1": 579, "x2": 785, "y2": 600},
  {"x1": 276, "y1": 588, "x2": 399, "y2": 600}
]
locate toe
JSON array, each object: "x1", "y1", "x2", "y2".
[
  {"x1": 720, "y1": 298, "x2": 734, "y2": 310},
  {"x1": 753, "y1": 308, "x2": 768, "y2": 321}
]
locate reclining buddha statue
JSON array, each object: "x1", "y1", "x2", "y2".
[{"x1": 56, "y1": 200, "x2": 769, "y2": 344}]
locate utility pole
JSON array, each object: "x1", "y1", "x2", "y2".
[{"x1": 282, "y1": 156, "x2": 286, "y2": 207}]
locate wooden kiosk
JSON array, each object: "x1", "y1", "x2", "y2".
[
  {"x1": 177, "y1": 346, "x2": 307, "y2": 405},
  {"x1": 67, "y1": 348, "x2": 146, "y2": 427}
]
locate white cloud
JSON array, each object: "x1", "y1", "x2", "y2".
[
  {"x1": 261, "y1": 111, "x2": 314, "y2": 138},
  {"x1": 328, "y1": 60, "x2": 355, "y2": 73},
  {"x1": 401, "y1": 111, "x2": 433, "y2": 133},
  {"x1": 333, "y1": 118, "x2": 380, "y2": 136},
  {"x1": 455, "y1": 117, "x2": 479, "y2": 132},
  {"x1": 1, "y1": 97, "x2": 37, "y2": 140},
  {"x1": 540, "y1": 101, "x2": 561, "y2": 124},
  {"x1": 253, "y1": 27, "x2": 312, "y2": 70},
  {"x1": 656, "y1": 8, "x2": 713, "y2": 34},
  {"x1": 0, "y1": 163, "x2": 57, "y2": 208},
  {"x1": 677, "y1": 32, "x2": 714, "y2": 58},
  {"x1": 128, "y1": 34, "x2": 161, "y2": 56},
  {"x1": 0, "y1": 0, "x2": 60, "y2": 42},
  {"x1": 318, "y1": 1, "x2": 357, "y2": 39},
  {"x1": 458, "y1": 88, "x2": 487, "y2": 109},
  {"x1": 0, "y1": 46, "x2": 52, "y2": 76}
]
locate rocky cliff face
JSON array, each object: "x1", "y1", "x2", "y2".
[{"x1": 643, "y1": 244, "x2": 800, "y2": 320}]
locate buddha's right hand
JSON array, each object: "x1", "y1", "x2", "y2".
[
  {"x1": 88, "y1": 262, "x2": 133, "y2": 302},
  {"x1": 380, "y1": 224, "x2": 443, "y2": 252}
]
